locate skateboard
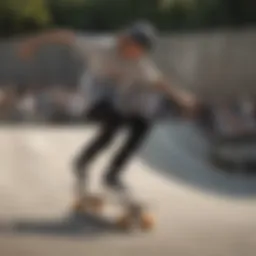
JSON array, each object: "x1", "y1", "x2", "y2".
[{"x1": 72, "y1": 191, "x2": 155, "y2": 232}]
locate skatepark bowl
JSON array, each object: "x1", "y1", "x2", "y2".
[
  {"x1": 0, "y1": 124, "x2": 256, "y2": 256},
  {"x1": 140, "y1": 120, "x2": 256, "y2": 197}
]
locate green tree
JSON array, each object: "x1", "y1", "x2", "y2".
[
  {"x1": 0, "y1": 0, "x2": 51, "y2": 36},
  {"x1": 1, "y1": 0, "x2": 255, "y2": 36}
]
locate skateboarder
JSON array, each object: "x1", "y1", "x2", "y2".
[{"x1": 19, "y1": 21, "x2": 199, "y2": 199}]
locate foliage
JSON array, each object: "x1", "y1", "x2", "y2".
[
  {"x1": 0, "y1": 0, "x2": 255, "y2": 36},
  {"x1": 0, "y1": 0, "x2": 51, "y2": 36}
]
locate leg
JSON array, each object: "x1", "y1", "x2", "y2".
[
  {"x1": 74, "y1": 122, "x2": 118, "y2": 173},
  {"x1": 104, "y1": 116, "x2": 151, "y2": 190},
  {"x1": 73, "y1": 103, "x2": 122, "y2": 197}
]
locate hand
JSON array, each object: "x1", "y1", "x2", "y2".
[{"x1": 183, "y1": 97, "x2": 202, "y2": 119}]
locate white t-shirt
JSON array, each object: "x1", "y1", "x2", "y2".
[{"x1": 74, "y1": 35, "x2": 164, "y2": 119}]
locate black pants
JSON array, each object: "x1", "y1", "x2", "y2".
[{"x1": 75, "y1": 101, "x2": 151, "y2": 183}]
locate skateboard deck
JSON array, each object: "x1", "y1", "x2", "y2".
[{"x1": 72, "y1": 191, "x2": 155, "y2": 232}]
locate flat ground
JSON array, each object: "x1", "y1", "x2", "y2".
[{"x1": 0, "y1": 126, "x2": 256, "y2": 256}]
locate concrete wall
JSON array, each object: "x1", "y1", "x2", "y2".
[
  {"x1": 154, "y1": 28, "x2": 256, "y2": 100},
  {"x1": 0, "y1": 28, "x2": 255, "y2": 101}
]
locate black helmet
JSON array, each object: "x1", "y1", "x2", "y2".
[{"x1": 124, "y1": 21, "x2": 157, "y2": 51}]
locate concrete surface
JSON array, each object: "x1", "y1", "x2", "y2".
[
  {"x1": 140, "y1": 121, "x2": 256, "y2": 197},
  {"x1": 0, "y1": 125, "x2": 256, "y2": 256}
]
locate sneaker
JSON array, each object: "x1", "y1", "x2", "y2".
[{"x1": 103, "y1": 174, "x2": 126, "y2": 192}]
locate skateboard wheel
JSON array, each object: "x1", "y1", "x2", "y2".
[
  {"x1": 139, "y1": 213, "x2": 155, "y2": 231},
  {"x1": 116, "y1": 215, "x2": 133, "y2": 230}
]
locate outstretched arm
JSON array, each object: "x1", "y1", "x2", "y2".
[
  {"x1": 156, "y1": 79, "x2": 200, "y2": 118},
  {"x1": 19, "y1": 29, "x2": 76, "y2": 59},
  {"x1": 142, "y1": 60, "x2": 200, "y2": 118}
]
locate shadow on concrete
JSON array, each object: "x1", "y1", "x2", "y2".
[
  {"x1": 139, "y1": 120, "x2": 256, "y2": 198},
  {"x1": 0, "y1": 212, "x2": 127, "y2": 238}
]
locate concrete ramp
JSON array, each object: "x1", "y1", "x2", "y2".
[
  {"x1": 0, "y1": 126, "x2": 256, "y2": 256},
  {"x1": 141, "y1": 121, "x2": 256, "y2": 197}
]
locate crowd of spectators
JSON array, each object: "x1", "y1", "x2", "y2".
[
  {"x1": 0, "y1": 84, "x2": 255, "y2": 136},
  {"x1": 198, "y1": 98, "x2": 256, "y2": 139},
  {"x1": 0, "y1": 84, "x2": 86, "y2": 124}
]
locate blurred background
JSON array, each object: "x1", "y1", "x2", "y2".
[
  {"x1": 0, "y1": 0, "x2": 255, "y2": 172},
  {"x1": 0, "y1": 1, "x2": 256, "y2": 255}
]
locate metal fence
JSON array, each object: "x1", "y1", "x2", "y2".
[{"x1": 0, "y1": 28, "x2": 255, "y2": 101}]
